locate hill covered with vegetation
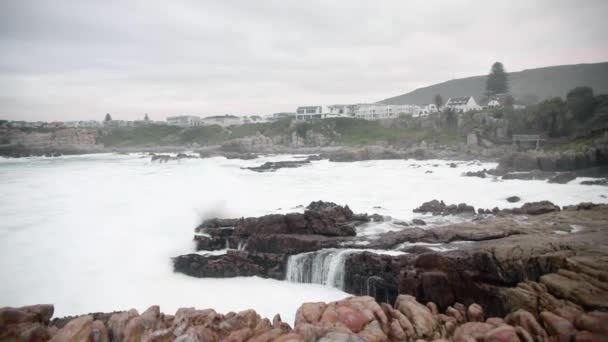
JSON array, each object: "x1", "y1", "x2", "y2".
[{"x1": 380, "y1": 62, "x2": 608, "y2": 105}]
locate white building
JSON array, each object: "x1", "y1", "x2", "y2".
[
  {"x1": 444, "y1": 96, "x2": 482, "y2": 112},
  {"x1": 295, "y1": 106, "x2": 325, "y2": 121},
  {"x1": 327, "y1": 104, "x2": 356, "y2": 117},
  {"x1": 166, "y1": 115, "x2": 202, "y2": 127},
  {"x1": 355, "y1": 104, "x2": 421, "y2": 120},
  {"x1": 412, "y1": 104, "x2": 439, "y2": 117},
  {"x1": 201, "y1": 115, "x2": 242, "y2": 127}
]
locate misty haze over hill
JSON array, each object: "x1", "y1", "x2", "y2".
[{"x1": 380, "y1": 62, "x2": 608, "y2": 105}]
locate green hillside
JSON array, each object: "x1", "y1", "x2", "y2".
[{"x1": 380, "y1": 62, "x2": 608, "y2": 105}]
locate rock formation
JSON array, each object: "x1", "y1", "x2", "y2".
[{"x1": 4, "y1": 294, "x2": 606, "y2": 341}]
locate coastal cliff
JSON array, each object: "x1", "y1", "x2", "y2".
[{"x1": 0, "y1": 128, "x2": 102, "y2": 157}]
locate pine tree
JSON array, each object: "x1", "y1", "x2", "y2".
[
  {"x1": 433, "y1": 94, "x2": 444, "y2": 108},
  {"x1": 485, "y1": 62, "x2": 509, "y2": 96},
  {"x1": 104, "y1": 113, "x2": 112, "y2": 121},
  {"x1": 144, "y1": 113, "x2": 150, "y2": 121}
]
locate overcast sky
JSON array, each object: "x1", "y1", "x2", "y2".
[{"x1": 1, "y1": 0, "x2": 607, "y2": 121}]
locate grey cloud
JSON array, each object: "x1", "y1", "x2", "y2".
[{"x1": 1, "y1": 0, "x2": 607, "y2": 121}]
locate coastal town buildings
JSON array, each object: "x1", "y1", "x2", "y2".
[{"x1": 166, "y1": 115, "x2": 203, "y2": 127}]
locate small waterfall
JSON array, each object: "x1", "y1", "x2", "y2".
[
  {"x1": 237, "y1": 241, "x2": 247, "y2": 251},
  {"x1": 285, "y1": 249, "x2": 357, "y2": 290}
]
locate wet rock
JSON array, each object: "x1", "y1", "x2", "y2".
[
  {"x1": 173, "y1": 251, "x2": 286, "y2": 279},
  {"x1": 548, "y1": 172, "x2": 577, "y2": 184},
  {"x1": 502, "y1": 170, "x2": 555, "y2": 181},
  {"x1": 413, "y1": 200, "x2": 475, "y2": 216},
  {"x1": 464, "y1": 170, "x2": 487, "y2": 178},
  {"x1": 506, "y1": 196, "x2": 520, "y2": 203},
  {"x1": 244, "y1": 160, "x2": 311, "y2": 172},
  {"x1": 412, "y1": 219, "x2": 427, "y2": 226},
  {"x1": 581, "y1": 179, "x2": 608, "y2": 186}
]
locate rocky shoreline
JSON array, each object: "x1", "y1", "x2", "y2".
[
  {"x1": 167, "y1": 200, "x2": 608, "y2": 341},
  {"x1": 3, "y1": 293, "x2": 606, "y2": 341},
  {"x1": 3, "y1": 203, "x2": 608, "y2": 340}
]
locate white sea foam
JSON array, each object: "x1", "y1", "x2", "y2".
[{"x1": 0, "y1": 154, "x2": 605, "y2": 323}]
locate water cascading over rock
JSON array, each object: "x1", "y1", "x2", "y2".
[{"x1": 285, "y1": 249, "x2": 357, "y2": 289}]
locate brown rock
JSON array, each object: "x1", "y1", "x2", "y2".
[
  {"x1": 574, "y1": 330, "x2": 608, "y2": 342},
  {"x1": 540, "y1": 311, "x2": 576, "y2": 342},
  {"x1": 91, "y1": 320, "x2": 109, "y2": 342},
  {"x1": 485, "y1": 318, "x2": 505, "y2": 327},
  {"x1": 49, "y1": 315, "x2": 93, "y2": 341},
  {"x1": 395, "y1": 295, "x2": 437, "y2": 339},
  {"x1": 446, "y1": 306, "x2": 465, "y2": 324},
  {"x1": 452, "y1": 322, "x2": 494, "y2": 342},
  {"x1": 483, "y1": 325, "x2": 521, "y2": 342},
  {"x1": 574, "y1": 311, "x2": 608, "y2": 335},
  {"x1": 107, "y1": 309, "x2": 139, "y2": 342},
  {"x1": 505, "y1": 309, "x2": 548, "y2": 341},
  {"x1": 468, "y1": 304, "x2": 484, "y2": 322}
]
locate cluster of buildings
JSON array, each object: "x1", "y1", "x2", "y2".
[
  {"x1": 164, "y1": 114, "x2": 266, "y2": 127},
  {"x1": 1, "y1": 95, "x2": 520, "y2": 129}
]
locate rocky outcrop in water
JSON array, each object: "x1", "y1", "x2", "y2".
[
  {"x1": 6, "y1": 294, "x2": 607, "y2": 341},
  {"x1": 150, "y1": 153, "x2": 199, "y2": 163},
  {"x1": 175, "y1": 200, "x2": 608, "y2": 339},
  {"x1": 412, "y1": 200, "x2": 475, "y2": 216},
  {"x1": 173, "y1": 250, "x2": 286, "y2": 279},
  {"x1": 179, "y1": 201, "x2": 370, "y2": 279},
  {"x1": 243, "y1": 157, "x2": 320, "y2": 172}
]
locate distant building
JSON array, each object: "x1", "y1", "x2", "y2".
[
  {"x1": 166, "y1": 115, "x2": 202, "y2": 127},
  {"x1": 295, "y1": 106, "x2": 324, "y2": 121},
  {"x1": 444, "y1": 96, "x2": 481, "y2": 112},
  {"x1": 103, "y1": 120, "x2": 133, "y2": 128},
  {"x1": 327, "y1": 104, "x2": 356, "y2": 117},
  {"x1": 355, "y1": 104, "x2": 420, "y2": 120},
  {"x1": 201, "y1": 115, "x2": 242, "y2": 127}
]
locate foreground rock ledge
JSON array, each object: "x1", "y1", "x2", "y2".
[{"x1": 3, "y1": 295, "x2": 607, "y2": 341}]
